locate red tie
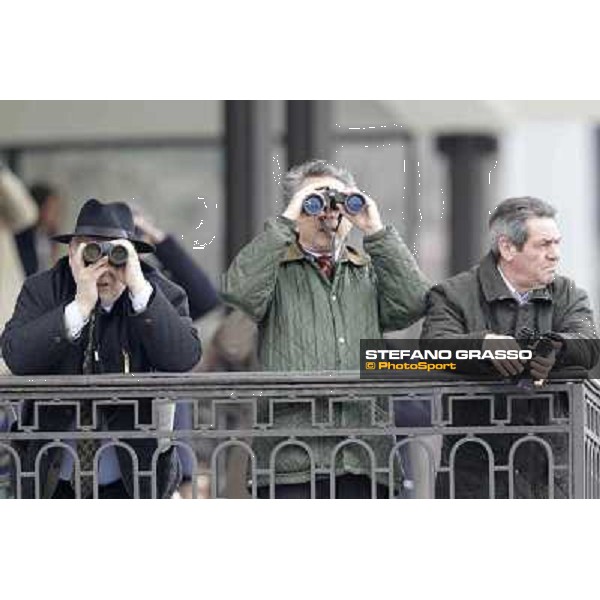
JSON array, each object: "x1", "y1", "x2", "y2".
[{"x1": 315, "y1": 254, "x2": 334, "y2": 280}]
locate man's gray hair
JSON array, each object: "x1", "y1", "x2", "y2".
[
  {"x1": 489, "y1": 196, "x2": 557, "y2": 256},
  {"x1": 282, "y1": 159, "x2": 356, "y2": 204}
]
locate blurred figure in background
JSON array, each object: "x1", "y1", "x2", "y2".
[
  {"x1": 14, "y1": 182, "x2": 64, "y2": 276},
  {"x1": 133, "y1": 208, "x2": 220, "y2": 321},
  {"x1": 0, "y1": 163, "x2": 38, "y2": 337},
  {"x1": 174, "y1": 308, "x2": 258, "y2": 499},
  {"x1": 0, "y1": 162, "x2": 38, "y2": 499}
]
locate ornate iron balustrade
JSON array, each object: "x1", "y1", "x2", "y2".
[{"x1": 0, "y1": 372, "x2": 598, "y2": 498}]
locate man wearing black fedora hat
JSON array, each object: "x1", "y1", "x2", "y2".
[{"x1": 1, "y1": 199, "x2": 202, "y2": 499}]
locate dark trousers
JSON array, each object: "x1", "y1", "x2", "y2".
[
  {"x1": 52, "y1": 479, "x2": 130, "y2": 499},
  {"x1": 256, "y1": 475, "x2": 389, "y2": 499}
]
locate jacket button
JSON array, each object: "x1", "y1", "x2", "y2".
[
  {"x1": 331, "y1": 294, "x2": 337, "y2": 302},
  {"x1": 338, "y1": 337, "x2": 345, "y2": 344}
]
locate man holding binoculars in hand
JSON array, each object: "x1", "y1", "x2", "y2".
[
  {"x1": 68, "y1": 233, "x2": 154, "y2": 329},
  {"x1": 1, "y1": 198, "x2": 201, "y2": 499},
  {"x1": 222, "y1": 159, "x2": 430, "y2": 498}
]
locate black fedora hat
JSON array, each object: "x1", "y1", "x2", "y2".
[{"x1": 53, "y1": 198, "x2": 155, "y2": 254}]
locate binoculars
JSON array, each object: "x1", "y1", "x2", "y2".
[
  {"x1": 517, "y1": 327, "x2": 557, "y2": 359},
  {"x1": 82, "y1": 241, "x2": 129, "y2": 267},
  {"x1": 516, "y1": 327, "x2": 559, "y2": 382},
  {"x1": 302, "y1": 187, "x2": 366, "y2": 216}
]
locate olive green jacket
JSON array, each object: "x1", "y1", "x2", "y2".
[
  {"x1": 221, "y1": 216, "x2": 430, "y2": 485},
  {"x1": 421, "y1": 251, "x2": 600, "y2": 370}
]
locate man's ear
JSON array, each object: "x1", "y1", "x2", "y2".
[{"x1": 497, "y1": 234, "x2": 517, "y2": 262}]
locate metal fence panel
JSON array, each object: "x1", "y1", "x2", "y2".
[{"x1": 0, "y1": 372, "x2": 598, "y2": 499}]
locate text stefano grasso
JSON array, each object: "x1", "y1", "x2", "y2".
[{"x1": 364, "y1": 349, "x2": 533, "y2": 361}]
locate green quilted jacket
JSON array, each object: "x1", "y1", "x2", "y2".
[{"x1": 221, "y1": 216, "x2": 430, "y2": 485}]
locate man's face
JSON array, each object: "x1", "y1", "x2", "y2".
[
  {"x1": 296, "y1": 176, "x2": 353, "y2": 252},
  {"x1": 502, "y1": 217, "x2": 561, "y2": 289},
  {"x1": 69, "y1": 237, "x2": 127, "y2": 305}
]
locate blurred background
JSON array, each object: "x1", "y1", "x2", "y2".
[{"x1": 1, "y1": 99, "x2": 599, "y2": 323}]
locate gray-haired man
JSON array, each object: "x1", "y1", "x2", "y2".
[
  {"x1": 222, "y1": 159, "x2": 430, "y2": 498},
  {"x1": 421, "y1": 196, "x2": 599, "y2": 497}
]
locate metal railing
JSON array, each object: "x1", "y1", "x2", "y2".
[
  {"x1": 0, "y1": 372, "x2": 599, "y2": 498},
  {"x1": 583, "y1": 380, "x2": 600, "y2": 498}
]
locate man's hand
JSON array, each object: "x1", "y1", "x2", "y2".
[
  {"x1": 529, "y1": 352, "x2": 557, "y2": 383},
  {"x1": 113, "y1": 239, "x2": 148, "y2": 296},
  {"x1": 482, "y1": 333, "x2": 526, "y2": 377},
  {"x1": 339, "y1": 191, "x2": 383, "y2": 236},
  {"x1": 133, "y1": 210, "x2": 166, "y2": 244},
  {"x1": 530, "y1": 338, "x2": 562, "y2": 385},
  {"x1": 69, "y1": 242, "x2": 109, "y2": 318},
  {"x1": 282, "y1": 181, "x2": 324, "y2": 222}
]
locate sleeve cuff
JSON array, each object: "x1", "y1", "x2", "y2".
[
  {"x1": 64, "y1": 301, "x2": 89, "y2": 340},
  {"x1": 129, "y1": 281, "x2": 153, "y2": 313},
  {"x1": 363, "y1": 224, "x2": 392, "y2": 243}
]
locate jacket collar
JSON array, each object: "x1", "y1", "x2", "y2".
[
  {"x1": 281, "y1": 242, "x2": 369, "y2": 266},
  {"x1": 478, "y1": 251, "x2": 552, "y2": 302}
]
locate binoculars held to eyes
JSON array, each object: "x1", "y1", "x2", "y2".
[
  {"x1": 302, "y1": 187, "x2": 366, "y2": 216},
  {"x1": 82, "y1": 241, "x2": 129, "y2": 267}
]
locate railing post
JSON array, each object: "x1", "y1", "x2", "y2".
[{"x1": 571, "y1": 382, "x2": 586, "y2": 498}]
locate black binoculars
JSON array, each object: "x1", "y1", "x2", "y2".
[
  {"x1": 302, "y1": 187, "x2": 366, "y2": 216},
  {"x1": 515, "y1": 327, "x2": 560, "y2": 382},
  {"x1": 82, "y1": 241, "x2": 129, "y2": 267},
  {"x1": 517, "y1": 327, "x2": 556, "y2": 359}
]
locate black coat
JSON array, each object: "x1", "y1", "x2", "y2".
[{"x1": 1, "y1": 257, "x2": 202, "y2": 498}]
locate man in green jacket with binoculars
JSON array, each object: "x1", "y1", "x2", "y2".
[{"x1": 222, "y1": 159, "x2": 430, "y2": 498}]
